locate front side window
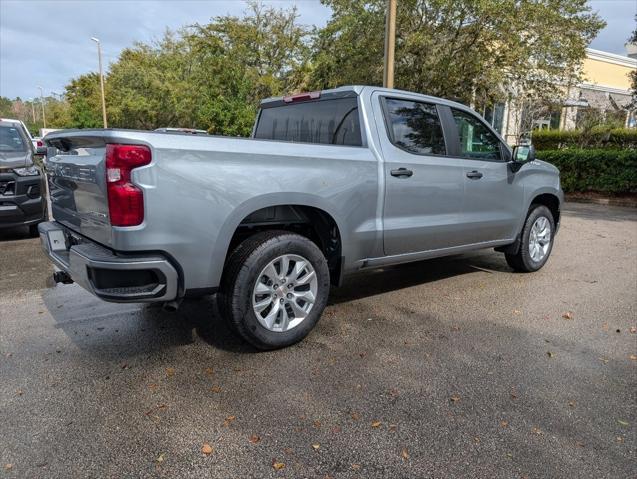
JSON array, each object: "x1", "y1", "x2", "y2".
[
  {"x1": 451, "y1": 109, "x2": 502, "y2": 160},
  {"x1": 383, "y1": 98, "x2": 446, "y2": 155}
]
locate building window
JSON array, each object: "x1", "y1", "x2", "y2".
[{"x1": 483, "y1": 103, "x2": 505, "y2": 134}]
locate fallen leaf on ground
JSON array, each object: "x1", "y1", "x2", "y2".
[
  {"x1": 500, "y1": 420, "x2": 509, "y2": 428},
  {"x1": 389, "y1": 424, "x2": 397, "y2": 432},
  {"x1": 513, "y1": 309, "x2": 521, "y2": 315},
  {"x1": 568, "y1": 401, "x2": 576, "y2": 408},
  {"x1": 371, "y1": 420, "x2": 382, "y2": 428},
  {"x1": 401, "y1": 448, "x2": 409, "y2": 460},
  {"x1": 350, "y1": 412, "x2": 360, "y2": 421},
  {"x1": 562, "y1": 311, "x2": 574, "y2": 320},
  {"x1": 223, "y1": 415, "x2": 236, "y2": 427},
  {"x1": 166, "y1": 367, "x2": 175, "y2": 377},
  {"x1": 351, "y1": 464, "x2": 361, "y2": 470},
  {"x1": 629, "y1": 355, "x2": 637, "y2": 361},
  {"x1": 629, "y1": 327, "x2": 636, "y2": 334},
  {"x1": 205, "y1": 367, "x2": 214, "y2": 375},
  {"x1": 313, "y1": 420, "x2": 321, "y2": 428},
  {"x1": 450, "y1": 394, "x2": 461, "y2": 403},
  {"x1": 210, "y1": 386, "x2": 222, "y2": 393},
  {"x1": 575, "y1": 441, "x2": 585, "y2": 448},
  {"x1": 248, "y1": 434, "x2": 261, "y2": 444},
  {"x1": 474, "y1": 437, "x2": 480, "y2": 443},
  {"x1": 547, "y1": 351, "x2": 554, "y2": 358},
  {"x1": 531, "y1": 427, "x2": 542, "y2": 435},
  {"x1": 201, "y1": 444, "x2": 213, "y2": 455},
  {"x1": 312, "y1": 443, "x2": 320, "y2": 450},
  {"x1": 616, "y1": 436, "x2": 624, "y2": 443},
  {"x1": 16, "y1": 389, "x2": 23, "y2": 396},
  {"x1": 272, "y1": 461, "x2": 285, "y2": 470},
  {"x1": 598, "y1": 357, "x2": 609, "y2": 364},
  {"x1": 148, "y1": 383, "x2": 158, "y2": 391},
  {"x1": 156, "y1": 454, "x2": 165, "y2": 463},
  {"x1": 144, "y1": 404, "x2": 168, "y2": 416},
  {"x1": 4, "y1": 464, "x2": 12, "y2": 471},
  {"x1": 617, "y1": 420, "x2": 629, "y2": 426}
]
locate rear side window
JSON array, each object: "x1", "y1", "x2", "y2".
[
  {"x1": 451, "y1": 108, "x2": 502, "y2": 160},
  {"x1": 383, "y1": 98, "x2": 446, "y2": 155},
  {"x1": 254, "y1": 97, "x2": 362, "y2": 146},
  {"x1": 0, "y1": 126, "x2": 28, "y2": 152}
]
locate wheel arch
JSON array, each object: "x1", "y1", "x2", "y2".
[{"x1": 209, "y1": 194, "x2": 347, "y2": 288}]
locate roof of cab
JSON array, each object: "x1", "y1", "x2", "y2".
[{"x1": 259, "y1": 85, "x2": 471, "y2": 111}]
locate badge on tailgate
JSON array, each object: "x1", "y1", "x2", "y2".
[{"x1": 47, "y1": 229, "x2": 67, "y2": 252}]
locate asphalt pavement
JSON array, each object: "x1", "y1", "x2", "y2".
[{"x1": 1, "y1": 202, "x2": 636, "y2": 478}]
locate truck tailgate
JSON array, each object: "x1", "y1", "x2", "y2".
[{"x1": 45, "y1": 134, "x2": 111, "y2": 246}]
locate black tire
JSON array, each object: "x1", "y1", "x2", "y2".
[
  {"x1": 505, "y1": 205, "x2": 555, "y2": 272},
  {"x1": 28, "y1": 223, "x2": 40, "y2": 238},
  {"x1": 218, "y1": 230, "x2": 330, "y2": 350}
]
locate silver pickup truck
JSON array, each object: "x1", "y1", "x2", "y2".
[{"x1": 39, "y1": 86, "x2": 563, "y2": 349}]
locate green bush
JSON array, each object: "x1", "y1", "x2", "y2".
[
  {"x1": 537, "y1": 149, "x2": 637, "y2": 194},
  {"x1": 532, "y1": 128, "x2": 637, "y2": 151}
]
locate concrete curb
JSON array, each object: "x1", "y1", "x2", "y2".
[{"x1": 565, "y1": 195, "x2": 637, "y2": 208}]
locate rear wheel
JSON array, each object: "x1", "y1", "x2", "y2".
[
  {"x1": 28, "y1": 224, "x2": 40, "y2": 238},
  {"x1": 218, "y1": 231, "x2": 330, "y2": 350},
  {"x1": 505, "y1": 205, "x2": 555, "y2": 272}
]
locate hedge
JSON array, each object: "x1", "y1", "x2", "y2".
[
  {"x1": 537, "y1": 149, "x2": 637, "y2": 194},
  {"x1": 532, "y1": 128, "x2": 637, "y2": 151}
]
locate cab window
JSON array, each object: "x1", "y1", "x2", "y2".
[
  {"x1": 451, "y1": 108, "x2": 502, "y2": 160},
  {"x1": 383, "y1": 98, "x2": 446, "y2": 155}
]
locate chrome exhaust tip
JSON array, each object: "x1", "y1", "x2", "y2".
[{"x1": 162, "y1": 299, "x2": 182, "y2": 312}]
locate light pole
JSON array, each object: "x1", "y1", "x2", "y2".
[
  {"x1": 91, "y1": 37, "x2": 108, "y2": 128},
  {"x1": 37, "y1": 86, "x2": 47, "y2": 128},
  {"x1": 28, "y1": 98, "x2": 36, "y2": 123},
  {"x1": 383, "y1": 0, "x2": 397, "y2": 89}
]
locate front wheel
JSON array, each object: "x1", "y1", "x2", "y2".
[
  {"x1": 505, "y1": 205, "x2": 555, "y2": 272},
  {"x1": 218, "y1": 231, "x2": 330, "y2": 350}
]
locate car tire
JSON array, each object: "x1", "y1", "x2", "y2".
[
  {"x1": 505, "y1": 205, "x2": 555, "y2": 272},
  {"x1": 28, "y1": 224, "x2": 40, "y2": 238},
  {"x1": 218, "y1": 230, "x2": 330, "y2": 350}
]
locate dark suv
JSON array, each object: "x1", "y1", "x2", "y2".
[{"x1": 0, "y1": 119, "x2": 47, "y2": 236}]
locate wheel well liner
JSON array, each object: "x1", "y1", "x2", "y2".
[{"x1": 227, "y1": 205, "x2": 343, "y2": 285}]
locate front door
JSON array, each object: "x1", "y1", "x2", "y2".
[
  {"x1": 448, "y1": 107, "x2": 521, "y2": 244},
  {"x1": 378, "y1": 95, "x2": 466, "y2": 256}
]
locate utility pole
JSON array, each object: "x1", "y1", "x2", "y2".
[
  {"x1": 37, "y1": 86, "x2": 46, "y2": 128},
  {"x1": 91, "y1": 37, "x2": 108, "y2": 128},
  {"x1": 383, "y1": 0, "x2": 397, "y2": 89},
  {"x1": 28, "y1": 98, "x2": 36, "y2": 123}
]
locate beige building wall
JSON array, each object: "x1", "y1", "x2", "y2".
[{"x1": 499, "y1": 48, "x2": 636, "y2": 145}]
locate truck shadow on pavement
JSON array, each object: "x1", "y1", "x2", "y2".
[{"x1": 41, "y1": 251, "x2": 512, "y2": 357}]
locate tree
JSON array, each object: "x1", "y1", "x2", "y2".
[
  {"x1": 65, "y1": 73, "x2": 103, "y2": 128},
  {"x1": 310, "y1": 0, "x2": 605, "y2": 110},
  {"x1": 627, "y1": 15, "x2": 636, "y2": 112}
]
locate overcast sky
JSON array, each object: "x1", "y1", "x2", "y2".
[{"x1": 0, "y1": 0, "x2": 634, "y2": 100}]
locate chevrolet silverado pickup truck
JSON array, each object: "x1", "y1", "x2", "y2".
[{"x1": 39, "y1": 86, "x2": 562, "y2": 349}]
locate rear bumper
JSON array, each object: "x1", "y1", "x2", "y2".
[
  {"x1": 38, "y1": 221, "x2": 179, "y2": 303},
  {"x1": 0, "y1": 171, "x2": 46, "y2": 228}
]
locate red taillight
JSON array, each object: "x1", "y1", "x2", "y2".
[
  {"x1": 37, "y1": 140, "x2": 43, "y2": 147},
  {"x1": 105, "y1": 144, "x2": 151, "y2": 227}
]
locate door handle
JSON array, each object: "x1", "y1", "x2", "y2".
[
  {"x1": 466, "y1": 170, "x2": 483, "y2": 179},
  {"x1": 390, "y1": 168, "x2": 413, "y2": 178}
]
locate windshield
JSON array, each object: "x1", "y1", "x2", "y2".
[{"x1": 0, "y1": 125, "x2": 28, "y2": 153}]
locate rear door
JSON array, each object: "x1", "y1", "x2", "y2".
[
  {"x1": 376, "y1": 94, "x2": 466, "y2": 255},
  {"x1": 446, "y1": 107, "x2": 521, "y2": 243}
]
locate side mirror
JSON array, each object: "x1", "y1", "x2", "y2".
[
  {"x1": 36, "y1": 146, "x2": 47, "y2": 156},
  {"x1": 509, "y1": 144, "x2": 535, "y2": 172}
]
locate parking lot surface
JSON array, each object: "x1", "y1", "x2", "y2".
[{"x1": 1, "y1": 202, "x2": 636, "y2": 478}]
